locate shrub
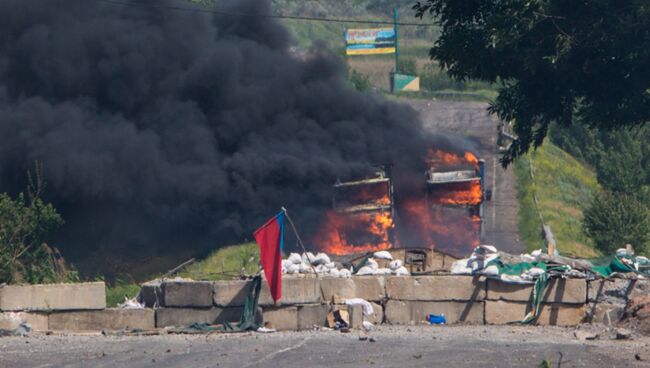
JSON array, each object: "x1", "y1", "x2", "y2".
[
  {"x1": 0, "y1": 167, "x2": 67, "y2": 284},
  {"x1": 583, "y1": 191, "x2": 650, "y2": 255}
]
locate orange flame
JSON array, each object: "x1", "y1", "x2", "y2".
[
  {"x1": 313, "y1": 210, "x2": 394, "y2": 255},
  {"x1": 399, "y1": 198, "x2": 480, "y2": 254},
  {"x1": 427, "y1": 149, "x2": 479, "y2": 170},
  {"x1": 429, "y1": 180, "x2": 483, "y2": 206}
]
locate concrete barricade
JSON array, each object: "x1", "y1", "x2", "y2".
[
  {"x1": 384, "y1": 300, "x2": 483, "y2": 325},
  {"x1": 320, "y1": 276, "x2": 386, "y2": 302},
  {"x1": 213, "y1": 276, "x2": 321, "y2": 307},
  {"x1": 488, "y1": 278, "x2": 586, "y2": 304},
  {"x1": 297, "y1": 304, "x2": 328, "y2": 330},
  {"x1": 155, "y1": 307, "x2": 255, "y2": 328},
  {"x1": 0, "y1": 312, "x2": 49, "y2": 331},
  {"x1": 50, "y1": 309, "x2": 155, "y2": 331},
  {"x1": 0, "y1": 282, "x2": 105, "y2": 311},
  {"x1": 386, "y1": 276, "x2": 486, "y2": 301},
  {"x1": 162, "y1": 281, "x2": 213, "y2": 307},
  {"x1": 263, "y1": 306, "x2": 298, "y2": 331},
  {"x1": 485, "y1": 301, "x2": 586, "y2": 326}
]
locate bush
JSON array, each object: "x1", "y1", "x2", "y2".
[
  {"x1": 0, "y1": 167, "x2": 67, "y2": 284},
  {"x1": 349, "y1": 69, "x2": 372, "y2": 92},
  {"x1": 583, "y1": 191, "x2": 650, "y2": 255}
]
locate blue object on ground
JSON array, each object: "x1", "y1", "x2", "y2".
[{"x1": 427, "y1": 314, "x2": 446, "y2": 324}]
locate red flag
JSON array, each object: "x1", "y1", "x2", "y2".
[{"x1": 253, "y1": 211, "x2": 285, "y2": 303}]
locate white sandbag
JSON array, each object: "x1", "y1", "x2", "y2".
[
  {"x1": 339, "y1": 269, "x2": 352, "y2": 278},
  {"x1": 345, "y1": 298, "x2": 374, "y2": 316},
  {"x1": 288, "y1": 253, "x2": 302, "y2": 264},
  {"x1": 531, "y1": 249, "x2": 543, "y2": 257},
  {"x1": 450, "y1": 259, "x2": 473, "y2": 275},
  {"x1": 389, "y1": 259, "x2": 403, "y2": 270},
  {"x1": 375, "y1": 268, "x2": 393, "y2": 275},
  {"x1": 373, "y1": 250, "x2": 393, "y2": 260},
  {"x1": 315, "y1": 264, "x2": 326, "y2": 274},
  {"x1": 365, "y1": 258, "x2": 379, "y2": 270},
  {"x1": 528, "y1": 267, "x2": 546, "y2": 277},
  {"x1": 356, "y1": 266, "x2": 376, "y2": 275},
  {"x1": 325, "y1": 262, "x2": 337, "y2": 270},
  {"x1": 329, "y1": 268, "x2": 341, "y2": 277},
  {"x1": 482, "y1": 264, "x2": 499, "y2": 276},
  {"x1": 299, "y1": 262, "x2": 314, "y2": 273},
  {"x1": 314, "y1": 252, "x2": 331, "y2": 265},
  {"x1": 302, "y1": 252, "x2": 316, "y2": 265},
  {"x1": 286, "y1": 263, "x2": 300, "y2": 274},
  {"x1": 394, "y1": 266, "x2": 410, "y2": 276}
]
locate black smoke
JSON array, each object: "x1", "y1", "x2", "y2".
[{"x1": 0, "y1": 0, "x2": 433, "y2": 275}]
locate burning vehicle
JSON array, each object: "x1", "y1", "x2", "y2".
[
  {"x1": 313, "y1": 168, "x2": 395, "y2": 255},
  {"x1": 313, "y1": 150, "x2": 488, "y2": 259},
  {"x1": 423, "y1": 150, "x2": 486, "y2": 256}
]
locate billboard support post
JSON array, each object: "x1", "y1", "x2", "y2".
[{"x1": 393, "y1": 7, "x2": 399, "y2": 73}]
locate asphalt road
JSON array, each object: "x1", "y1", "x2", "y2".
[
  {"x1": 1, "y1": 325, "x2": 647, "y2": 368},
  {"x1": 405, "y1": 99, "x2": 523, "y2": 255}
]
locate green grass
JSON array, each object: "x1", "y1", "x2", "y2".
[
  {"x1": 514, "y1": 142, "x2": 601, "y2": 258},
  {"x1": 179, "y1": 242, "x2": 261, "y2": 281},
  {"x1": 104, "y1": 243, "x2": 261, "y2": 305},
  {"x1": 106, "y1": 282, "x2": 141, "y2": 307}
]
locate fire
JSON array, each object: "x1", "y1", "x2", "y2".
[
  {"x1": 427, "y1": 149, "x2": 479, "y2": 170},
  {"x1": 313, "y1": 210, "x2": 394, "y2": 255},
  {"x1": 398, "y1": 198, "x2": 480, "y2": 255},
  {"x1": 429, "y1": 180, "x2": 483, "y2": 206}
]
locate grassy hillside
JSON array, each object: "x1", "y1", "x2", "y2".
[
  {"x1": 514, "y1": 143, "x2": 601, "y2": 258},
  {"x1": 179, "y1": 242, "x2": 261, "y2": 281}
]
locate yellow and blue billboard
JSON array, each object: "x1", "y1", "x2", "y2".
[{"x1": 345, "y1": 28, "x2": 396, "y2": 56}]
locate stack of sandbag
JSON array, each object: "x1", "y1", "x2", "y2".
[
  {"x1": 450, "y1": 244, "x2": 499, "y2": 275},
  {"x1": 281, "y1": 252, "x2": 352, "y2": 278},
  {"x1": 356, "y1": 254, "x2": 409, "y2": 276}
]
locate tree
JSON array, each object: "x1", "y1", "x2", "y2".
[
  {"x1": 583, "y1": 191, "x2": 650, "y2": 255},
  {"x1": 414, "y1": 1, "x2": 650, "y2": 165},
  {"x1": 0, "y1": 166, "x2": 64, "y2": 284}
]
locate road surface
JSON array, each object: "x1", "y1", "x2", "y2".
[{"x1": 0, "y1": 325, "x2": 646, "y2": 368}]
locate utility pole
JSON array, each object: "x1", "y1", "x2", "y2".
[{"x1": 393, "y1": 7, "x2": 399, "y2": 73}]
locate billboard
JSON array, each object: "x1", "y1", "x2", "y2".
[{"x1": 345, "y1": 27, "x2": 396, "y2": 55}]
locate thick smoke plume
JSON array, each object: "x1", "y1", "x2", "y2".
[{"x1": 0, "y1": 0, "x2": 441, "y2": 275}]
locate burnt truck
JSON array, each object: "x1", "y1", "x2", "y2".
[
  {"x1": 330, "y1": 168, "x2": 395, "y2": 250},
  {"x1": 425, "y1": 158, "x2": 488, "y2": 255}
]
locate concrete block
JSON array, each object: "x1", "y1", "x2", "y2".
[
  {"x1": 384, "y1": 300, "x2": 483, "y2": 325},
  {"x1": 485, "y1": 301, "x2": 586, "y2": 326},
  {"x1": 385, "y1": 276, "x2": 485, "y2": 301},
  {"x1": 263, "y1": 306, "x2": 298, "y2": 331},
  {"x1": 50, "y1": 309, "x2": 155, "y2": 331},
  {"x1": 140, "y1": 280, "x2": 163, "y2": 308},
  {"x1": 586, "y1": 302, "x2": 625, "y2": 325},
  {"x1": 0, "y1": 312, "x2": 49, "y2": 331},
  {"x1": 588, "y1": 279, "x2": 636, "y2": 302},
  {"x1": 156, "y1": 307, "x2": 254, "y2": 328},
  {"x1": 0, "y1": 282, "x2": 105, "y2": 311},
  {"x1": 162, "y1": 281, "x2": 213, "y2": 307},
  {"x1": 297, "y1": 304, "x2": 328, "y2": 330},
  {"x1": 348, "y1": 304, "x2": 363, "y2": 329},
  {"x1": 213, "y1": 276, "x2": 321, "y2": 307},
  {"x1": 320, "y1": 276, "x2": 385, "y2": 302},
  {"x1": 488, "y1": 278, "x2": 586, "y2": 304}
]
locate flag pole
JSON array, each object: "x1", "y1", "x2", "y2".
[{"x1": 281, "y1": 207, "x2": 319, "y2": 276}]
